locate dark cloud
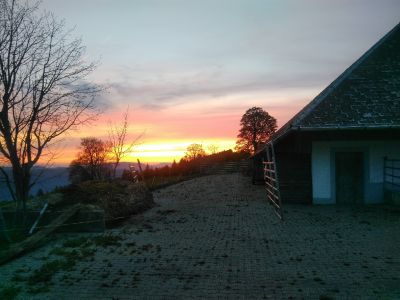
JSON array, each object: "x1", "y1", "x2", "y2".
[{"x1": 102, "y1": 65, "x2": 336, "y2": 111}]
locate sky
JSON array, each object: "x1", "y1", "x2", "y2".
[{"x1": 41, "y1": 0, "x2": 400, "y2": 165}]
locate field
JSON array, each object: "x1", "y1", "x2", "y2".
[{"x1": 0, "y1": 173, "x2": 399, "y2": 299}]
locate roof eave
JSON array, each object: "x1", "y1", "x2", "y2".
[{"x1": 296, "y1": 125, "x2": 400, "y2": 131}]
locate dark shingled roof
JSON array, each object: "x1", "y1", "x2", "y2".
[{"x1": 271, "y1": 22, "x2": 400, "y2": 143}]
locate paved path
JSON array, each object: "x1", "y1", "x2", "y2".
[{"x1": 1, "y1": 173, "x2": 399, "y2": 299}]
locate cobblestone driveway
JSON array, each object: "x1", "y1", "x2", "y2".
[{"x1": 1, "y1": 173, "x2": 399, "y2": 299}]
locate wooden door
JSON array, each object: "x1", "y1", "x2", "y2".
[{"x1": 335, "y1": 152, "x2": 364, "y2": 204}]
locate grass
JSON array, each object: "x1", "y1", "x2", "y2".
[
  {"x1": 26, "y1": 236, "x2": 99, "y2": 284},
  {"x1": 26, "y1": 247, "x2": 95, "y2": 291},
  {"x1": 0, "y1": 285, "x2": 21, "y2": 300},
  {"x1": 11, "y1": 236, "x2": 98, "y2": 294},
  {"x1": 50, "y1": 247, "x2": 96, "y2": 262},
  {"x1": 7, "y1": 232, "x2": 123, "y2": 295},
  {"x1": 28, "y1": 259, "x2": 69, "y2": 285},
  {"x1": 3, "y1": 196, "x2": 140, "y2": 295}
]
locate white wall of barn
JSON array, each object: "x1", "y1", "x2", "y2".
[{"x1": 311, "y1": 140, "x2": 400, "y2": 204}]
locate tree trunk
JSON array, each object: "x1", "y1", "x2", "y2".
[
  {"x1": 12, "y1": 165, "x2": 31, "y2": 229},
  {"x1": 252, "y1": 130, "x2": 257, "y2": 154},
  {"x1": 113, "y1": 160, "x2": 120, "y2": 179},
  {"x1": 0, "y1": 208, "x2": 11, "y2": 243}
]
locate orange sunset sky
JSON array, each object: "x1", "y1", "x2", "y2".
[
  {"x1": 39, "y1": 0, "x2": 400, "y2": 165},
  {"x1": 56, "y1": 89, "x2": 314, "y2": 164}
]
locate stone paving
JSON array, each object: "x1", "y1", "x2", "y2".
[{"x1": 1, "y1": 173, "x2": 400, "y2": 299}]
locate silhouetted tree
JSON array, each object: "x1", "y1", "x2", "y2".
[
  {"x1": 184, "y1": 143, "x2": 206, "y2": 161},
  {"x1": 0, "y1": 0, "x2": 99, "y2": 215},
  {"x1": 69, "y1": 138, "x2": 111, "y2": 183},
  {"x1": 171, "y1": 160, "x2": 177, "y2": 169},
  {"x1": 170, "y1": 160, "x2": 179, "y2": 176},
  {"x1": 207, "y1": 144, "x2": 219, "y2": 155},
  {"x1": 141, "y1": 164, "x2": 151, "y2": 178},
  {"x1": 69, "y1": 160, "x2": 91, "y2": 184},
  {"x1": 235, "y1": 107, "x2": 277, "y2": 154}
]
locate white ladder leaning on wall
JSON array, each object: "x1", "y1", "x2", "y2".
[{"x1": 263, "y1": 142, "x2": 283, "y2": 220}]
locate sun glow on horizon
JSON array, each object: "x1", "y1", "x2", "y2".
[
  {"x1": 38, "y1": 139, "x2": 236, "y2": 166},
  {"x1": 127, "y1": 139, "x2": 236, "y2": 163}
]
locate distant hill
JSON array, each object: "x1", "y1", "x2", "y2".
[
  {"x1": 117, "y1": 161, "x2": 171, "y2": 172},
  {"x1": 0, "y1": 167, "x2": 69, "y2": 201},
  {"x1": 0, "y1": 162, "x2": 171, "y2": 201}
]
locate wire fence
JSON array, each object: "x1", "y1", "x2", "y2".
[{"x1": 0, "y1": 211, "x2": 128, "y2": 234}]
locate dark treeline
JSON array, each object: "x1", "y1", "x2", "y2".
[{"x1": 123, "y1": 149, "x2": 248, "y2": 180}]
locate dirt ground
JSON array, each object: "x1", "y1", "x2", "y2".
[{"x1": 1, "y1": 173, "x2": 399, "y2": 299}]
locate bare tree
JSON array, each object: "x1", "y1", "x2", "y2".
[
  {"x1": 0, "y1": 0, "x2": 100, "y2": 214},
  {"x1": 108, "y1": 108, "x2": 142, "y2": 178}
]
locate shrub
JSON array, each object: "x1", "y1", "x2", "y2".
[{"x1": 59, "y1": 179, "x2": 154, "y2": 221}]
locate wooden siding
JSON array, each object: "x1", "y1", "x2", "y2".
[{"x1": 275, "y1": 152, "x2": 312, "y2": 204}]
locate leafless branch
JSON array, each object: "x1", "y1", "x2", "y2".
[
  {"x1": 0, "y1": 0, "x2": 101, "y2": 210},
  {"x1": 108, "y1": 107, "x2": 143, "y2": 178}
]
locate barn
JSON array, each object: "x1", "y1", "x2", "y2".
[{"x1": 253, "y1": 23, "x2": 400, "y2": 208}]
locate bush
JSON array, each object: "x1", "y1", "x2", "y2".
[{"x1": 59, "y1": 179, "x2": 154, "y2": 221}]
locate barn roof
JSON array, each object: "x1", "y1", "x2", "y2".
[{"x1": 271, "y1": 22, "x2": 400, "y2": 144}]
